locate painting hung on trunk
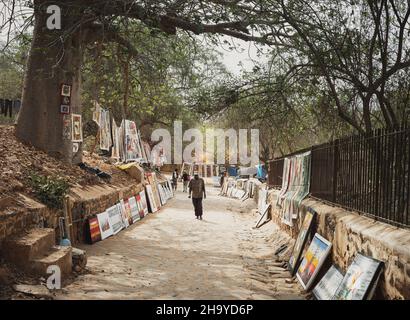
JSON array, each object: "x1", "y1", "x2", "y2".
[
  {"x1": 124, "y1": 120, "x2": 142, "y2": 162},
  {"x1": 296, "y1": 233, "x2": 332, "y2": 290},
  {"x1": 288, "y1": 208, "x2": 317, "y2": 275},
  {"x1": 71, "y1": 114, "x2": 83, "y2": 142}
]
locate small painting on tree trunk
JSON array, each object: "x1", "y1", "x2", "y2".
[
  {"x1": 61, "y1": 95, "x2": 71, "y2": 105},
  {"x1": 61, "y1": 84, "x2": 72, "y2": 97},
  {"x1": 60, "y1": 105, "x2": 70, "y2": 114},
  {"x1": 72, "y1": 114, "x2": 83, "y2": 142},
  {"x1": 62, "y1": 114, "x2": 72, "y2": 140}
]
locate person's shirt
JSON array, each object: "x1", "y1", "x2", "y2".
[
  {"x1": 182, "y1": 173, "x2": 189, "y2": 181},
  {"x1": 172, "y1": 171, "x2": 178, "y2": 180},
  {"x1": 189, "y1": 178, "x2": 205, "y2": 198}
]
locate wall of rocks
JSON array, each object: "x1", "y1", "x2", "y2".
[{"x1": 267, "y1": 189, "x2": 410, "y2": 300}]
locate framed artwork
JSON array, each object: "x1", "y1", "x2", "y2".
[
  {"x1": 60, "y1": 104, "x2": 70, "y2": 114},
  {"x1": 288, "y1": 208, "x2": 317, "y2": 275},
  {"x1": 72, "y1": 142, "x2": 79, "y2": 153},
  {"x1": 312, "y1": 265, "x2": 344, "y2": 300},
  {"x1": 128, "y1": 196, "x2": 140, "y2": 224},
  {"x1": 333, "y1": 253, "x2": 384, "y2": 300},
  {"x1": 62, "y1": 114, "x2": 71, "y2": 140},
  {"x1": 106, "y1": 205, "x2": 124, "y2": 235},
  {"x1": 117, "y1": 202, "x2": 130, "y2": 229},
  {"x1": 61, "y1": 84, "x2": 71, "y2": 97},
  {"x1": 119, "y1": 199, "x2": 133, "y2": 227},
  {"x1": 88, "y1": 217, "x2": 102, "y2": 244},
  {"x1": 61, "y1": 95, "x2": 71, "y2": 105},
  {"x1": 135, "y1": 194, "x2": 144, "y2": 222},
  {"x1": 71, "y1": 114, "x2": 83, "y2": 142},
  {"x1": 145, "y1": 184, "x2": 159, "y2": 213},
  {"x1": 139, "y1": 190, "x2": 149, "y2": 216},
  {"x1": 296, "y1": 233, "x2": 332, "y2": 290},
  {"x1": 97, "y1": 211, "x2": 113, "y2": 240}
]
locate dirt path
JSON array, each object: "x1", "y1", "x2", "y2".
[{"x1": 58, "y1": 187, "x2": 305, "y2": 300}]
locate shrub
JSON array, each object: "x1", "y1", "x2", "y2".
[{"x1": 28, "y1": 173, "x2": 70, "y2": 209}]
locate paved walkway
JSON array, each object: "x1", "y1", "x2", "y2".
[{"x1": 58, "y1": 187, "x2": 304, "y2": 300}]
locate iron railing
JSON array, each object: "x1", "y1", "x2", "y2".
[{"x1": 268, "y1": 126, "x2": 410, "y2": 228}]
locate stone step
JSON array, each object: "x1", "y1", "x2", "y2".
[
  {"x1": 32, "y1": 246, "x2": 72, "y2": 278},
  {"x1": 2, "y1": 228, "x2": 55, "y2": 267}
]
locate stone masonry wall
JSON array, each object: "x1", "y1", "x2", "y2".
[{"x1": 267, "y1": 188, "x2": 410, "y2": 300}]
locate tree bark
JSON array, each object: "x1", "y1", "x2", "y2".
[{"x1": 16, "y1": 1, "x2": 84, "y2": 164}]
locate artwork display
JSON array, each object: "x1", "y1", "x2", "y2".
[
  {"x1": 139, "y1": 191, "x2": 149, "y2": 216},
  {"x1": 277, "y1": 152, "x2": 311, "y2": 227},
  {"x1": 111, "y1": 119, "x2": 121, "y2": 160},
  {"x1": 135, "y1": 194, "x2": 144, "y2": 221},
  {"x1": 61, "y1": 84, "x2": 71, "y2": 97},
  {"x1": 128, "y1": 196, "x2": 140, "y2": 223},
  {"x1": 72, "y1": 142, "x2": 79, "y2": 153},
  {"x1": 158, "y1": 184, "x2": 167, "y2": 205},
  {"x1": 99, "y1": 109, "x2": 112, "y2": 151},
  {"x1": 124, "y1": 120, "x2": 142, "y2": 161},
  {"x1": 333, "y1": 254, "x2": 384, "y2": 300},
  {"x1": 296, "y1": 233, "x2": 332, "y2": 290},
  {"x1": 62, "y1": 114, "x2": 72, "y2": 140},
  {"x1": 60, "y1": 105, "x2": 70, "y2": 114},
  {"x1": 118, "y1": 201, "x2": 130, "y2": 228},
  {"x1": 312, "y1": 265, "x2": 344, "y2": 300},
  {"x1": 88, "y1": 217, "x2": 102, "y2": 244},
  {"x1": 97, "y1": 211, "x2": 113, "y2": 240},
  {"x1": 145, "y1": 184, "x2": 159, "y2": 213},
  {"x1": 61, "y1": 95, "x2": 71, "y2": 105},
  {"x1": 288, "y1": 208, "x2": 317, "y2": 275},
  {"x1": 106, "y1": 205, "x2": 124, "y2": 235},
  {"x1": 71, "y1": 114, "x2": 83, "y2": 142}
]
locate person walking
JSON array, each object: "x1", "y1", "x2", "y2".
[
  {"x1": 188, "y1": 172, "x2": 206, "y2": 220},
  {"x1": 182, "y1": 170, "x2": 190, "y2": 192},
  {"x1": 172, "y1": 169, "x2": 179, "y2": 191}
]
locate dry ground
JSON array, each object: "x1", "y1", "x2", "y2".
[{"x1": 57, "y1": 187, "x2": 306, "y2": 300}]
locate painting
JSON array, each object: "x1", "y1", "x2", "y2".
[
  {"x1": 106, "y1": 205, "x2": 124, "y2": 235},
  {"x1": 135, "y1": 194, "x2": 144, "y2": 221},
  {"x1": 288, "y1": 208, "x2": 317, "y2": 275},
  {"x1": 61, "y1": 83, "x2": 71, "y2": 97},
  {"x1": 60, "y1": 104, "x2": 70, "y2": 114},
  {"x1": 128, "y1": 196, "x2": 140, "y2": 224},
  {"x1": 88, "y1": 217, "x2": 101, "y2": 244},
  {"x1": 296, "y1": 233, "x2": 332, "y2": 290},
  {"x1": 145, "y1": 184, "x2": 159, "y2": 213},
  {"x1": 333, "y1": 253, "x2": 384, "y2": 300},
  {"x1": 62, "y1": 114, "x2": 71, "y2": 140},
  {"x1": 139, "y1": 190, "x2": 149, "y2": 216},
  {"x1": 97, "y1": 211, "x2": 113, "y2": 240},
  {"x1": 71, "y1": 114, "x2": 83, "y2": 142},
  {"x1": 61, "y1": 95, "x2": 71, "y2": 105},
  {"x1": 312, "y1": 265, "x2": 344, "y2": 300},
  {"x1": 124, "y1": 120, "x2": 142, "y2": 161},
  {"x1": 117, "y1": 201, "x2": 129, "y2": 228}
]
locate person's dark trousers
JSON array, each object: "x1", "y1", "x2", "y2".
[
  {"x1": 0, "y1": 99, "x2": 4, "y2": 115},
  {"x1": 4, "y1": 99, "x2": 12, "y2": 117},
  {"x1": 192, "y1": 197, "x2": 203, "y2": 217}
]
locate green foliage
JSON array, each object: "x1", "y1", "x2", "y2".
[{"x1": 28, "y1": 173, "x2": 70, "y2": 209}]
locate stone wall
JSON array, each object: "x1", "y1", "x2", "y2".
[{"x1": 267, "y1": 188, "x2": 410, "y2": 300}]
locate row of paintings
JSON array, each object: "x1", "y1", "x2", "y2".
[
  {"x1": 87, "y1": 178, "x2": 174, "y2": 244},
  {"x1": 288, "y1": 208, "x2": 384, "y2": 300}
]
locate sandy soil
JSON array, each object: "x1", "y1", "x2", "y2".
[{"x1": 57, "y1": 187, "x2": 305, "y2": 300}]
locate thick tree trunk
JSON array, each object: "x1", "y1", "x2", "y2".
[{"x1": 16, "y1": 1, "x2": 84, "y2": 164}]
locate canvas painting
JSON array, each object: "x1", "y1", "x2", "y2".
[
  {"x1": 134, "y1": 194, "x2": 144, "y2": 221},
  {"x1": 139, "y1": 190, "x2": 149, "y2": 216},
  {"x1": 129, "y1": 196, "x2": 141, "y2": 223},
  {"x1": 296, "y1": 233, "x2": 332, "y2": 290},
  {"x1": 333, "y1": 253, "x2": 384, "y2": 300},
  {"x1": 118, "y1": 201, "x2": 130, "y2": 228},
  {"x1": 99, "y1": 109, "x2": 112, "y2": 151},
  {"x1": 106, "y1": 205, "x2": 124, "y2": 235},
  {"x1": 312, "y1": 265, "x2": 344, "y2": 300},
  {"x1": 61, "y1": 84, "x2": 71, "y2": 97},
  {"x1": 71, "y1": 114, "x2": 83, "y2": 142},
  {"x1": 124, "y1": 120, "x2": 142, "y2": 161},
  {"x1": 97, "y1": 211, "x2": 113, "y2": 240},
  {"x1": 145, "y1": 184, "x2": 159, "y2": 213},
  {"x1": 88, "y1": 217, "x2": 102, "y2": 244},
  {"x1": 288, "y1": 208, "x2": 317, "y2": 275}
]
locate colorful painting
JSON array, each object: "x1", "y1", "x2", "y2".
[
  {"x1": 106, "y1": 205, "x2": 124, "y2": 235},
  {"x1": 124, "y1": 120, "x2": 142, "y2": 161},
  {"x1": 296, "y1": 233, "x2": 332, "y2": 290},
  {"x1": 117, "y1": 201, "x2": 130, "y2": 228},
  {"x1": 62, "y1": 114, "x2": 72, "y2": 140},
  {"x1": 88, "y1": 217, "x2": 101, "y2": 244},
  {"x1": 312, "y1": 265, "x2": 344, "y2": 300},
  {"x1": 99, "y1": 109, "x2": 112, "y2": 151},
  {"x1": 97, "y1": 211, "x2": 113, "y2": 240},
  {"x1": 135, "y1": 194, "x2": 144, "y2": 221},
  {"x1": 333, "y1": 254, "x2": 383, "y2": 300},
  {"x1": 288, "y1": 208, "x2": 317, "y2": 275},
  {"x1": 71, "y1": 114, "x2": 83, "y2": 142}
]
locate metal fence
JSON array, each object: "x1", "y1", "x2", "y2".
[{"x1": 268, "y1": 126, "x2": 410, "y2": 228}]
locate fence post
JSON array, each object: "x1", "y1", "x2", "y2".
[{"x1": 332, "y1": 139, "x2": 339, "y2": 203}]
